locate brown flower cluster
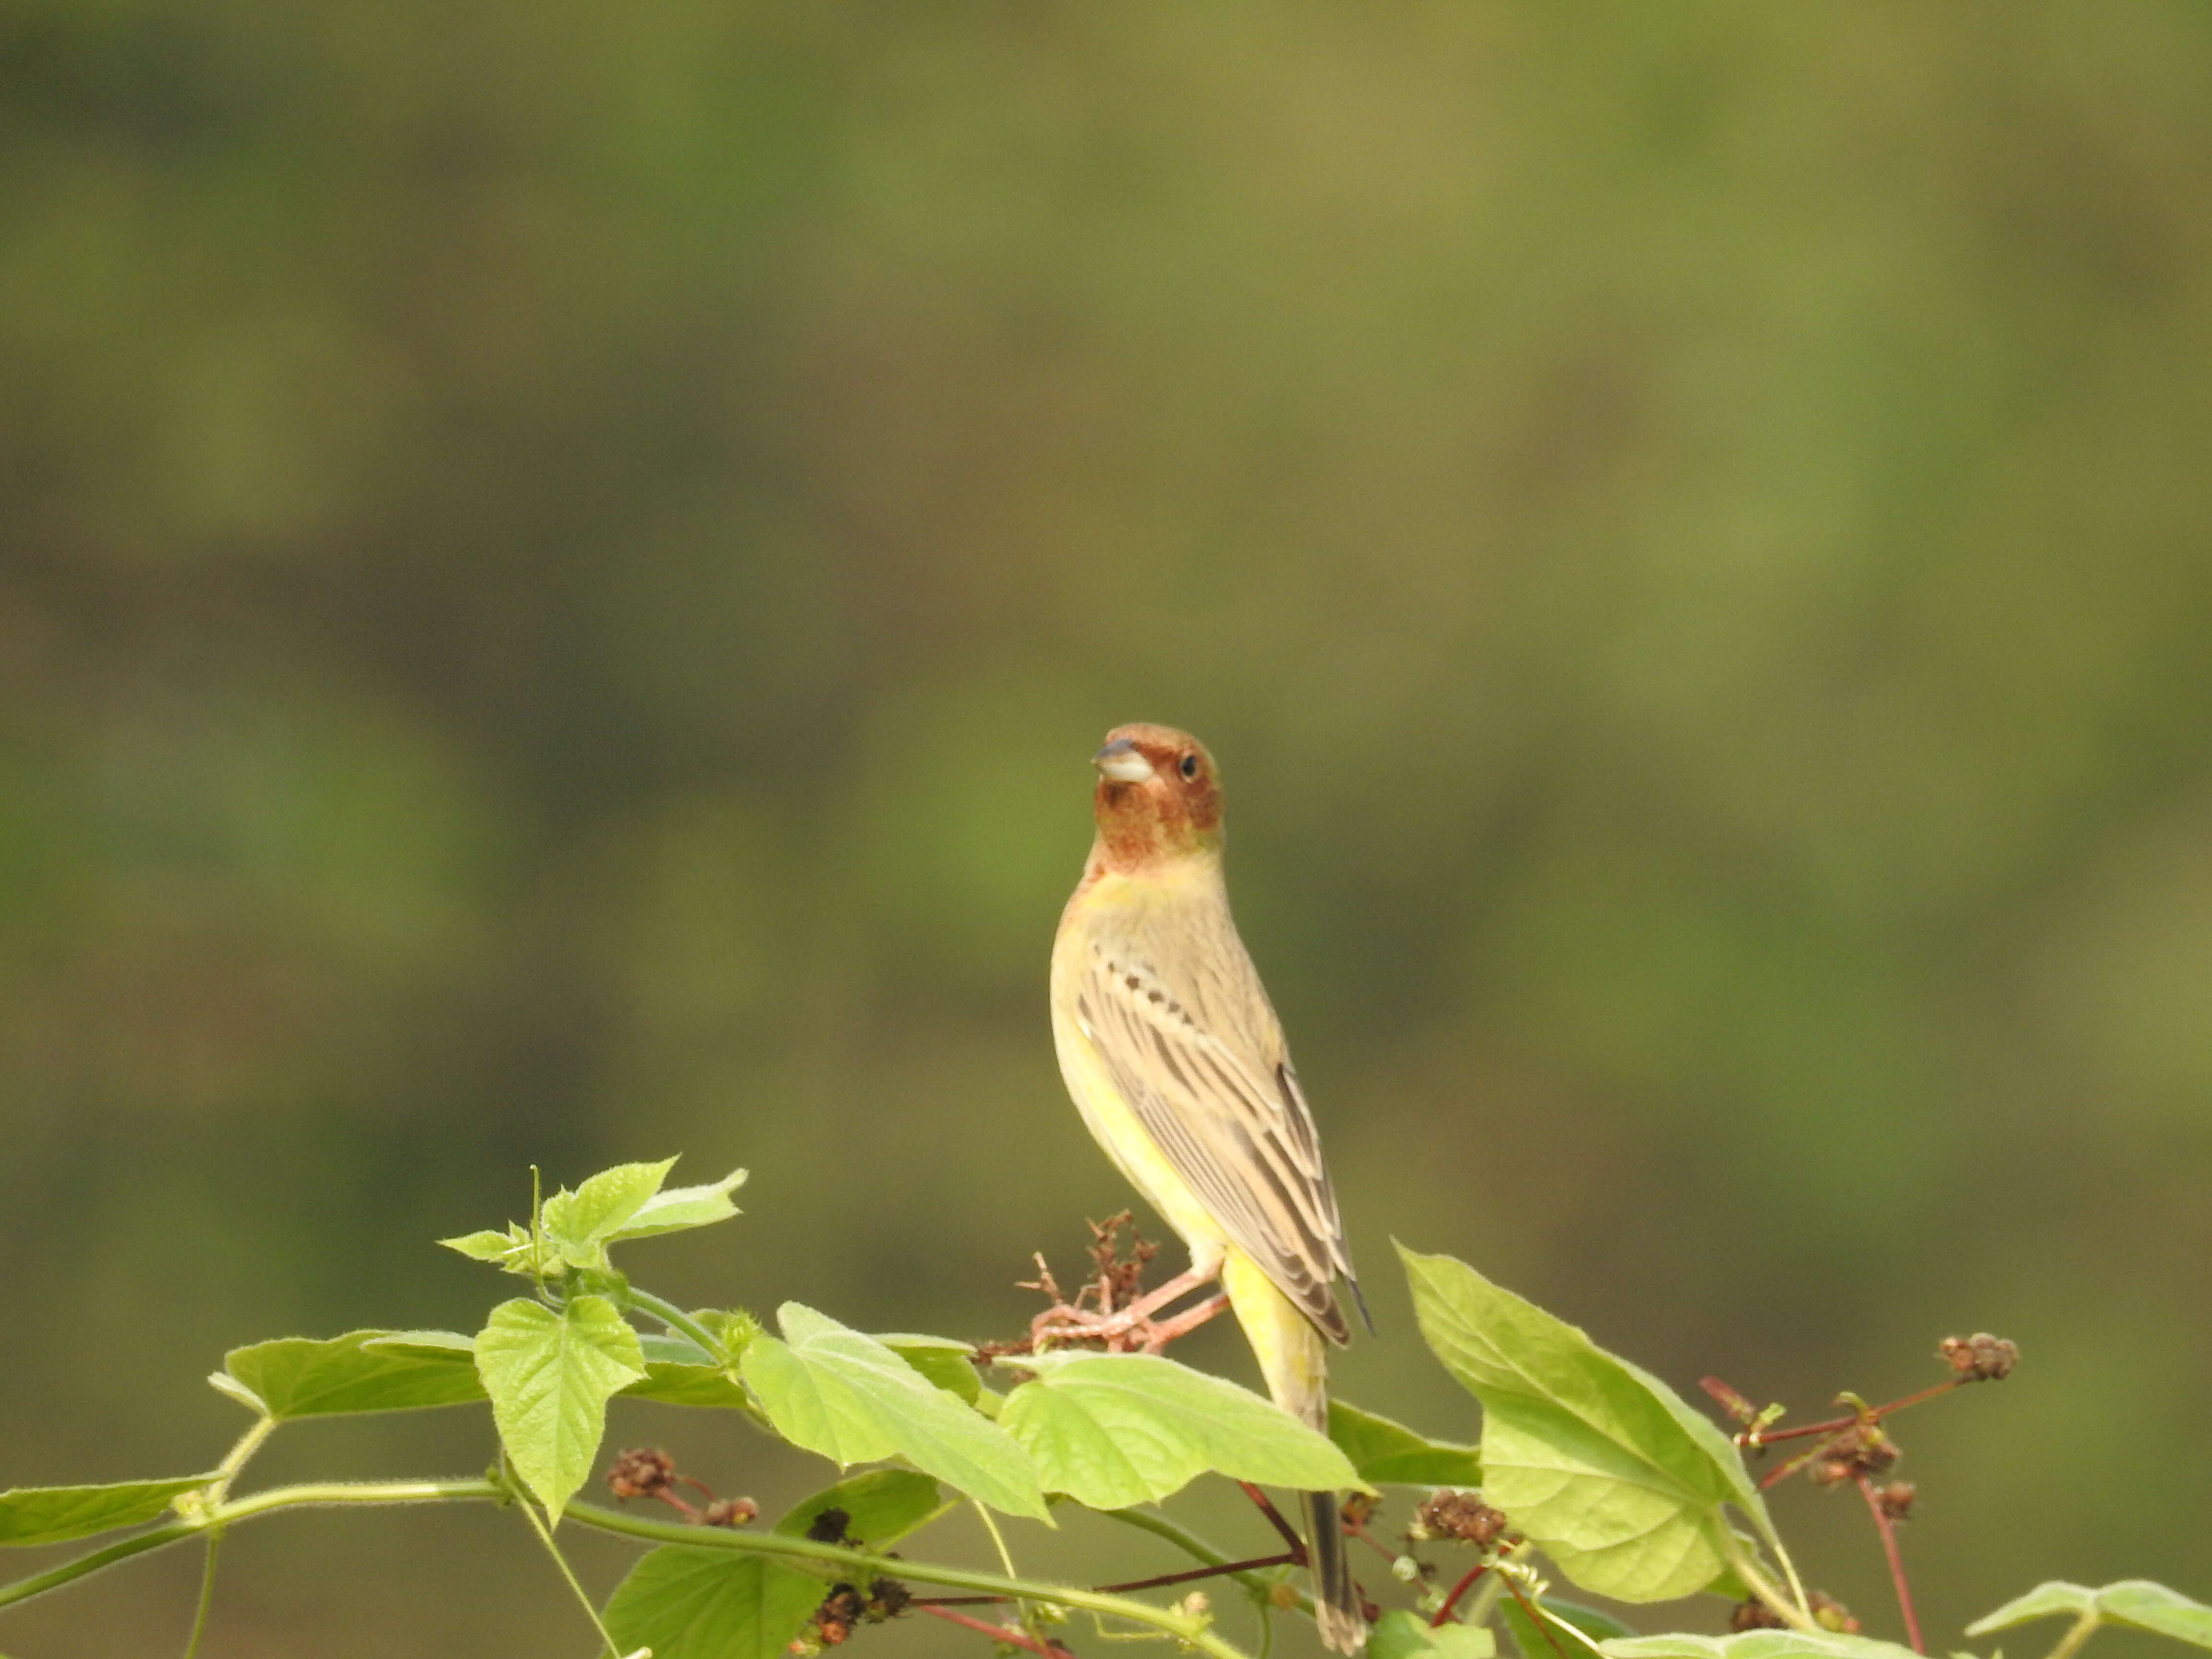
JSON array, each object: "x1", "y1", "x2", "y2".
[
  {"x1": 1409, "y1": 1491, "x2": 1509, "y2": 1548},
  {"x1": 1939, "y1": 1334, "x2": 2019, "y2": 1382},
  {"x1": 604, "y1": 1445, "x2": 757, "y2": 1527}
]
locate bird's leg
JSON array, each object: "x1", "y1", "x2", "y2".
[
  {"x1": 1032, "y1": 1255, "x2": 1226, "y2": 1351},
  {"x1": 1139, "y1": 1291, "x2": 1231, "y2": 1352},
  {"x1": 1111, "y1": 1257, "x2": 1221, "y2": 1324}
]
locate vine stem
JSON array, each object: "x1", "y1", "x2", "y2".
[
  {"x1": 1855, "y1": 1476, "x2": 1922, "y2": 1654},
  {"x1": 0, "y1": 1480, "x2": 493, "y2": 1611},
  {"x1": 624, "y1": 1287, "x2": 729, "y2": 1363},
  {"x1": 0, "y1": 1479, "x2": 1251, "y2": 1659},
  {"x1": 180, "y1": 1533, "x2": 220, "y2": 1659}
]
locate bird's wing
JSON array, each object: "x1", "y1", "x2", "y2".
[{"x1": 1070, "y1": 934, "x2": 1356, "y2": 1342}]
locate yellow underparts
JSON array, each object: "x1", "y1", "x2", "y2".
[{"x1": 1050, "y1": 1001, "x2": 1325, "y2": 1427}]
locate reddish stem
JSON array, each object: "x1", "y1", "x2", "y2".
[
  {"x1": 1238, "y1": 1483, "x2": 1309, "y2": 1565},
  {"x1": 1756, "y1": 1440, "x2": 1837, "y2": 1492},
  {"x1": 1344, "y1": 1519, "x2": 1405, "y2": 1566},
  {"x1": 1497, "y1": 1573, "x2": 1575, "y2": 1659},
  {"x1": 1747, "y1": 1382, "x2": 1964, "y2": 1447},
  {"x1": 920, "y1": 1603, "x2": 1075, "y2": 1659},
  {"x1": 1096, "y1": 1553, "x2": 1298, "y2": 1595},
  {"x1": 1431, "y1": 1563, "x2": 1490, "y2": 1628},
  {"x1": 914, "y1": 1551, "x2": 1301, "y2": 1609},
  {"x1": 1856, "y1": 1475, "x2": 1923, "y2": 1654}
]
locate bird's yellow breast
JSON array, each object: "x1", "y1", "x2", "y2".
[{"x1": 1049, "y1": 867, "x2": 1231, "y2": 1258}]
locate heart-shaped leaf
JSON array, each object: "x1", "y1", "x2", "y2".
[{"x1": 475, "y1": 1296, "x2": 646, "y2": 1521}]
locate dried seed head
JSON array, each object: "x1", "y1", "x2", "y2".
[
  {"x1": 1876, "y1": 1481, "x2": 1916, "y2": 1522},
  {"x1": 1807, "y1": 1423, "x2": 1899, "y2": 1484},
  {"x1": 704, "y1": 1497, "x2": 760, "y2": 1527},
  {"x1": 1939, "y1": 1334, "x2": 2019, "y2": 1382},
  {"x1": 606, "y1": 1446, "x2": 676, "y2": 1501},
  {"x1": 1731, "y1": 1600, "x2": 1788, "y2": 1632},
  {"x1": 1411, "y1": 1491, "x2": 1509, "y2": 1547},
  {"x1": 813, "y1": 1584, "x2": 866, "y2": 1646},
  {"x1": 1340, "y1": 1491, "x2": 1379, "y2": 1529}
]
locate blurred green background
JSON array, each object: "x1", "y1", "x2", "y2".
[{"x1": 4, "y1": 1, "x2": 2211, "y2": 1653}]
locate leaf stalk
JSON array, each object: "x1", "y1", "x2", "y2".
[
  {"x1": 2041, "y1": 1608, "x2": 2102, "y2": 1659},
  {"x1": 1716, "y1": 1527, "x2": 1818, "y2": 1634}
]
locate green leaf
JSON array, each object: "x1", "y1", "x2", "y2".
[
  {"x1": 1967, "y1": 1583, "x2": 2099, "y2": 1632},
  {"x1": 773, "y1": 1468, "x2": 953, "y2": 1550},
  {"x1": 877, "y1": 1334, "x2": 983, "y2": 1404},
  {"x1": 2098, "y1": 1584, "x2": 2212, "y2": 1647},
  {"x1": 361, "y1": 1330, "x2": 477, "y2": 1361},
  {"x1": 1401, "y1": 1245, "x2": 1766, "y2": 1603},
  {"x1": 615, "y1": 1327, "x2": 763, "y2": 1407},
  {"x1": 606, "y1": 1167, "x2": 747, "y2": 1243},
  {"x1": 474, "y1": 1296, "x2": 646, "y2": 1522},
  {"x1": 224, "y1": 1331, "x2": 487, "y2": 1419},
  {"x1": 1969, "y1": 1582, "x2": 2212, "y2": 1648},
  {"x1": 438, "y1": 1221, "x2": 556, "y2": 1277},
  {"x1": 1329, "y1": 1399, "x2": 1482, "y2": 1487},
  {"x1": 740, "y1": 1303, "x2": 1047, "y2": 1521},
  {"x1": 603, "y1": 1547, "x2": 826, "y2": 1659},
  {"x1": 541, "y1": 1158, "x2": 678, "y2": 1269},
  {"x1": 601, "y1": 1467, "x2": 944, "y2": 1659},
  {"x1": 0, "y1": 1476, "x2": 214, "y2": 1547},
  {"x1": 625, "y1": 1341, "x2": 754, "y2": 1409},
  {"x1": 1370, "y1": 1610, "x2": 1498, "y2": 1659},
  {"x1": 441, "y1": 1227, "x2": 526, "y2": 1262},
  {"x1": 1601, "y1": 1635, "x2": 1918, "y2": 1659},
  {"x1": 998, "y1": 1351, "x2": 1362, "y2": 1511}
]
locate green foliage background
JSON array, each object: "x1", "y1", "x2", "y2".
[{"x1": 2, "y1": 1, "x2": 2209, "y2": 1651}]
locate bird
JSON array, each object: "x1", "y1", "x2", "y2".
[{"x1": 1048, "y1": 722, "x2": 1367, "y2": 1652}]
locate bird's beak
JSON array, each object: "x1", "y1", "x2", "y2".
[{"x1": 1093, "y1": 738, "x2": 1155, "y2": 783}]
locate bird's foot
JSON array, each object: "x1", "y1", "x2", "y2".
[{"x1": 1027, "y1": 1266, "x2": 1230, "y2": 1353}]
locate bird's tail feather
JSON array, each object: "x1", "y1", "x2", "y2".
[
  {"x1": 1222, "y1": 1251, "x2": 1368, "y2": 1654},
  {"x1": 1303, "y1": 1490, "x2": 1365, "y2": 1653}
]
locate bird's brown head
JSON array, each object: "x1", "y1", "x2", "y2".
[{"x1": 1088, "y1": 723, "x2": 1224, "y2": 872}]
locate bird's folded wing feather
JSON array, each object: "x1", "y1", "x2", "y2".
[{"x1": 1072, "y1": 940, "x2": 1355, "y2": 1342}]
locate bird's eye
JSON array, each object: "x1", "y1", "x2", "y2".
[{"x1": 1178, "y1": 754, "x2": 1200, "y2": 780}]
